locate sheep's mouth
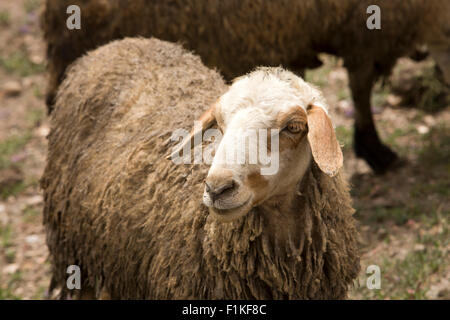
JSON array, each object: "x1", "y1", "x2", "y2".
[{"x1": 209, "y1": 197, "x2": 252, "y2": 222}]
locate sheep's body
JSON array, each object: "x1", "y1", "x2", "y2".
[
  {"x1": 42, "y1": 0, "x2": 449, "y2": 106},
  {"x1": 41, "y1": 38, "x2": 360, "y2": 299},
  {"x1": 41, "y1": 0, "x2": 450, "y2": 173},
  {"x1": 42, "y1": 0, "x2": 348, "y2": 107}
]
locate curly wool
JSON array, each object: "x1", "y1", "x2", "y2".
[{"x1": 41, "y1": 38, "x2": 359, "y2": 299}]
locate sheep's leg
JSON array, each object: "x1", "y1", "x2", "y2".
[
  {"x1": 77, "y1": 286, "x2": 97, "y2": 300},
  {"x1": 348, "y1": 67, "x2": 398, "y2": 174}
]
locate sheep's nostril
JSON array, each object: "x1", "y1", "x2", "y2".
[{"x1": 206, "y1": 180, "x2": 237, "y2": 202}]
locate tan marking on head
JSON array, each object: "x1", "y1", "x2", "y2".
[
  {"x1": 198, "y1": 105, "x2": 215, "y2": 125},
  {"x1": 213, "y1": 101, "x2": 225, "y2": 131},
  {"x1": 276, "y1": 106, "x2": 308, "y2": 128},
  {"x1": 245, "y1": 172, "x2": 269, "y2": 205}
]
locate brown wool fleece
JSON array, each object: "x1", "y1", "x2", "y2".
[{"x1": 41, "y1": 38, "x2": 359, "y2": 299}]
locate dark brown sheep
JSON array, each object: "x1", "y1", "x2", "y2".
[
  {"x1": 40, "y1": 0, "x2": 450, "y2": 173},
  {"x1": 41, "y1": 38, "x2": 360, "y2": 299}
]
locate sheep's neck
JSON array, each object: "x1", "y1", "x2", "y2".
[
  {"x1": 257, "y1": 169, "x2": 310, "y2": 244},
  {"x1": 202, "y1": 163, "x2": 356, "y2": 299},
  {"x1": 204, "y1": 163, "x2": 321, "y2": 264},
  {"x1": 202, "y1": 163, "x2": 331, "y2": 298}
]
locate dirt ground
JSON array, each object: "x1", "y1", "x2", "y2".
[{"x1": 0, "y1": 0, "x2": 448, "y2": 300}]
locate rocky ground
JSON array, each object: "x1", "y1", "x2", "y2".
[{"x1": 0, "y1": 0, "x2": 448, "y2": 300}]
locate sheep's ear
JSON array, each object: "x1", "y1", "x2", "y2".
[
  {"x1": 306, "y1": 104, "x2": 343, "y2": 176},
  {"x1": 167, "y1": 104, "x2": 217, "y2": 160}
]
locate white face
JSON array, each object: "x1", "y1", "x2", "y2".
[{"x1": 200, "y1": 69, "x2": 341, "y2": 222}]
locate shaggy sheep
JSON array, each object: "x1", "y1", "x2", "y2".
[
  {"x1": 41, "y1": 38, "x2": 360, "y2": 299},
  {"x1": 41, "y1": 0, "x2": 450, "y2": 173}
]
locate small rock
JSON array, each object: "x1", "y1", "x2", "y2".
[
  {"x1": 25, "y1": 234, "x2": 40, "y2": 244},
  {"x1": 386, "y1": 94, "x2": 402, "y2": 106},
  {"x1": 36, "y1": 125, "x2": 50, "y2": 137},
  {"x1": 3, "y1": 264, "x2": 19, "y2": 274},
  {"x1": 417, "y1": 125, "x2": 429, "y2": 135},
  {"x1": 25, "y1": 195, "x2": 43, "y2": 206},
  {"x1": 337, "y1": 99, "x2": 352, "y2": 111},
  {"x1": 1, "y1": 81, "x2": 22, "y2": 97},
  {"x1": 30, "y1": 54, "x2": 44, "y2": 65},
  {"x1": 414, "y1": 243, "x2": 426, "y2": 251}
]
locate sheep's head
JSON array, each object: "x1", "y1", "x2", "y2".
[{"x1": 170, "y1": 68, "x2": 343, "y2": 222}]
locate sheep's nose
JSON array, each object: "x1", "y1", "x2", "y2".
[{"x1": 205, "y1": 173, "x2": 238, "y2": 202}]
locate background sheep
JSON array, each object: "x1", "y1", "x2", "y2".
[
  {"x1": 41, "y1": 37, "x2": 360, "y2": 299},
  {"x1": 41, "y1": 0, "x2": 450, "y2": 174}
]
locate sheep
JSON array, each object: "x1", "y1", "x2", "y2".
[
  {"x1": 41, "y1": 37, "x2": 360, "y2": 300},
  {"x1": 41, "y1": 0, "x2": 450, "y2": 174}
]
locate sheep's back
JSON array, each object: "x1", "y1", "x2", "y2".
[{"x1": 41, "y1": 38, "x2": 227, "y2": 298}]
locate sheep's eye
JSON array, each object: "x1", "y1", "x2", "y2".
[{"x1": 286, "y1": 121, "x2": 303, "y2": 134}]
